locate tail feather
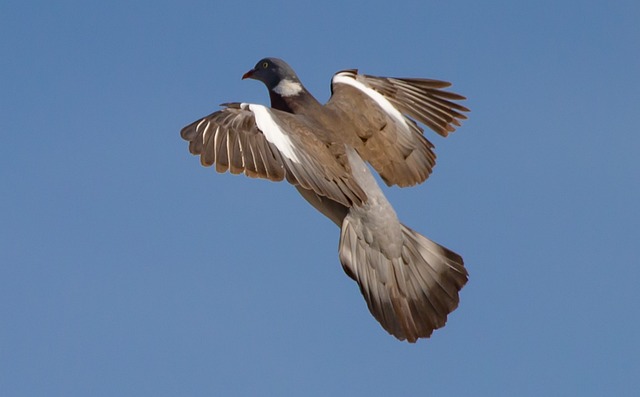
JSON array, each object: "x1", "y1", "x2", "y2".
[{"x1": 339, "y1": 220, "x2": 468, "y2": 342}]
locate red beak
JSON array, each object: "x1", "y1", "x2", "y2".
[{"x1": 242, "y1": 68, "x2": 255, "y2": 80}]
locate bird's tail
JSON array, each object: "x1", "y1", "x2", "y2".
[{"x1": 339, "y1": 220, "x2": 468, "y2": 342}]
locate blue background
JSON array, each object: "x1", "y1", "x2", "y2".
[{"x1": 2, "y1": 1, "x2": 638, "y2": 395}]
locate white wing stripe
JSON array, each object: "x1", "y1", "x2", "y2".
[
  {"x1": 332, "y1": 72, "x2": 410, "y2": 135},
  {"x1": 241, "y1": 103, "x2": 301, "y2": 163}
]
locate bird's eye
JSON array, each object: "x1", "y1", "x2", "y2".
[{"x1": 262, "y1": 62, "x2": 269, "y2": 68}]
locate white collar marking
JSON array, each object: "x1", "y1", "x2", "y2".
[
  {"x1": 273, "y1": 79, "x2": 303, "y2": 97},
  {"x1": 241, "y1": 103, "x2": 300, "y2": 163}
]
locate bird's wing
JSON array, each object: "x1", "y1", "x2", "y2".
[
  {"x1": 180, "y1": 102, "x2": 367, "y2": 207},
  {"x1": 327, "y1": 70, "x2": 469, "y2": 187}
]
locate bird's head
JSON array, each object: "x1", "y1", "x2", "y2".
[{"x1": 242, "y1": 57, "x2": 300, "y2": 91}]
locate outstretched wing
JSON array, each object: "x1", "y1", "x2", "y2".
[
  {"x1": 180, "y1": 102, "x2": 367, "y2": 207},
  {"x1": 327, "y1": 70, "x2": 469, "y2": 187}
]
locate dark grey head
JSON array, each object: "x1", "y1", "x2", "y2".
[{"x1": 242, "y1": 57, "x2": 300, "y2": 90}]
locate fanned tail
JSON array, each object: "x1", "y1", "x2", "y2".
[{"x1": 339, "y1": 220, "x2": 468, "y2": 342}]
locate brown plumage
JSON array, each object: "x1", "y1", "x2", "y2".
[{"x1": 181, "y1": 57, "x2": 469, "y2": 342}]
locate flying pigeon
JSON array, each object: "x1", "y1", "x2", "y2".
[{"x1": 180, "y1": 58, "x2": 469, "y2": 342}]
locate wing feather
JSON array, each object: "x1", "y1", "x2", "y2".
[
  {"x1": 180, "y1": 103, "x2": 367, "y2": 207},
  {"x1": 328, "y1": 70, "x2": 469, "y2": 187}
]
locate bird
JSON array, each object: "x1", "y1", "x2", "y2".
[{"x1": 180, "y1": 57, "x2": 469, "y2": 342}]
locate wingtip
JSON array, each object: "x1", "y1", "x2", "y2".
[{"x1": 219, "y1": 102, "x2": 242, "y2": 109}]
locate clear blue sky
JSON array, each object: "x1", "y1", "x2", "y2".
[{"x1": 2, "y1": 1, "x2": 638, "y2": 396}]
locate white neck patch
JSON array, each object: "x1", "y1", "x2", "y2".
[{"x1": 273, "y1": 79, "x2": 303, "y2": 97}]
